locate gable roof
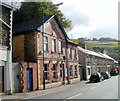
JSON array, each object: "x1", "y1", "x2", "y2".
[
  {"x1": 78, "y1": 46, "x2": 104, "y2": 58},
  {"x1": 13, "y1": 15, "x2": 68, "y2": 40}
]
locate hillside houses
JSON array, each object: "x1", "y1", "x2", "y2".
[
  {"x1": 1, "y1": 2, "x2": 118, "y2": 94},
  {"x1": 78, "y1": 47, "x2": 117, "y2": 80}
]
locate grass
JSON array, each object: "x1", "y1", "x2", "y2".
[{"x1": 85, "y1": 41, "x2": 118, "y2": 48}]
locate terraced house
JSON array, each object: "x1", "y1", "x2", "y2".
[
  {"x1": 13, "y1": 15, "x2": 79, "y2": 92},
  {"x1": 78, "y1": 46, "x2": 117, "y2": 80},
  {"x1": 0, "y1": 2, "x2": 13, "y2": 93}
]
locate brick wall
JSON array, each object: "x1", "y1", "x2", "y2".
[
  {"x1": 13, "y1": 34, "x2": 25, "y2": 62},
  {"x1": 21, "y1": 62, "x2": 38, "y2": 92}
]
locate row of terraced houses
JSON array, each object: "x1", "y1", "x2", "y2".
[{"x1": 0, "y1": 2, "x2": 118, "y2": 93}]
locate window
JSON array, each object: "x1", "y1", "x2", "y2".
[
  {"x1": 52, "y1": 39, "x2": 56, "y2": 53},
  {"x1": 74, "y1": 49, "x2": 77, "y2": 59},
  {"x1": 74, "y1": 65, "x2": 78, "y2": 77},
  {"x1": 44, "y1": 36, "x2": 48, "y2": 51},
  {"x1": 69, "y1": 66, "x2": 73, "y2": 77},
  {"x1": 58, "y1": 40, "x2": 62, "y2": 53},
  {"x1": 53, "y1": 64, "x2": 57, "y2": 79},
  {"x1": 44, "y1": 64, "x2": 48, "y2": 80},
  {"x1": 70, "y1": 48, "x2": 72, "y2": 59}
]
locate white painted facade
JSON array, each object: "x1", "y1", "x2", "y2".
[{"x1": 0, "y1": 2, "x2": 13, "y2": 93}]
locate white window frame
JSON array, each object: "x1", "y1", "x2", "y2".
[
  {"x1": 52, "y1": 39, "x2": 56, "y2": 53},
  {"x1": 74, "y1": 65, "x2": 78, "y2": 77},
  {"x1": 44, "y1": 64, "x2": 48, "y2": 80},
  {"x1": 53, "y1": 64, "x2": 57, "y2": 80},
  {"x1": 58, "y1": 40, "x2": 62, "y2": 53},
  {"x1": 69, "y1": 66, "x2": 73, "y2": 77},
  {"x1": 44, "y1": 36, "x2": 48, "y2": 51}
]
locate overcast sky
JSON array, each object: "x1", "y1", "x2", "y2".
[{"x1": 53, "y1": 0, "x2": 119, "y2": 39}]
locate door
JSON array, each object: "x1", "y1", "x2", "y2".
[
  {"x1": 0, "y1": 66, "x2": 4, "y2": 92},
  {"x1": 60, "y1": 64, "x2": 65, "y2": 85},
  {"x1": 26, "y1": 68, "x2": 33, "y2": 91}
]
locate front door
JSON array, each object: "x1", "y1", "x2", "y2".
[
  {"x1": 26, "y1": 68, "x2": 33, "y2": 91},
  {"x1": 0, "y1": 66, "x2": 4, "y2": 92}
]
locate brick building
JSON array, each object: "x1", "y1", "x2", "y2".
[
  {"x1": 78, "y1": 46, "x2": 117, "y2": 80},
  {"x1": 13, "y1": 15, "x2": 79, "y2": 92}
]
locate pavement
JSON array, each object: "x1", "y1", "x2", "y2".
[{"x1": 1, "y1": 80, "x2": 88, "y2": 100}]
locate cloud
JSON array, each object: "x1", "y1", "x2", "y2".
[
  {"x1": 53, "y1": 0, "x2": 118, "y2": 39},
  {"x1": 88, "y1": 24, "x2": 118, "y2": 39}
]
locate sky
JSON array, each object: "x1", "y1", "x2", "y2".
[{"x1": 53, "y1": 0, "x2": 119, "y2": 40}]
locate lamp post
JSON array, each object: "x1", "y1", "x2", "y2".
[{"x1": 42, "y1": 2, "x2": 63, "y2": 90}]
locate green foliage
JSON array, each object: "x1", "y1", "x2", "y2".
[
  {"x1": 13, "y1": 2, "x2": 73, "y2": 31},
  {"x1": 70, "y1": 38, "x2": 119, "y2": 62}
]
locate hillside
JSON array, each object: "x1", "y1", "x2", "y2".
[
  {"x1": 85, "y1": 41, "x2": 119, "y2": 61},
  {"x1": 70, "y1": 39, "x2": 119, "y2": 63}
]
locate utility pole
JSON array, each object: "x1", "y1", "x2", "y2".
[{"x1": 42, "y1": 2, "x2": 63, "y2": 90}]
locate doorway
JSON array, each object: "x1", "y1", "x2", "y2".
[{"x1": 26, "y1": 68, "x2": 33, "y2": 91}]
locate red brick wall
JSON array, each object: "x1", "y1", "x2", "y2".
[{"x1": 21, "y1": 62, "x2": 38, "y2": 92}]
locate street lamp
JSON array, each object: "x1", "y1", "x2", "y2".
[{"x1": 42, "y1": 2, "x2": 63, "y2": 90}]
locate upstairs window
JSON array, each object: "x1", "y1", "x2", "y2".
[
  {"x1": 52, "y1": 39, "x2": 56, "y2": 53},
  {"x1": 44, "y1": 36, "x2": 48, "y2": 51},
  {"x1": 58, "y1": 40, "x2": 62, "y2": 53},
  {"x1": 70, "y1": 48, "x2": 72, "y2": 59},
  {"x1": 74, "y1": 49, "x2": 77, "y2": 59}
]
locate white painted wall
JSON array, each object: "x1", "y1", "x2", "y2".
[
  {"x1": 12, "y1": 63, "x2": 21, "y2": 92},
  {"x1": 86, "y1": 66, "x2": 91, "y2": 80},
  {"x1": 0, "y1": 46, "x2": 7, "y2": 61}
]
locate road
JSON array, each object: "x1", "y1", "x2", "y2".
[{"x1": 23, "y1": 75, "x2": 118, "y2": 100}]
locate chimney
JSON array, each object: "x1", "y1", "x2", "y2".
[{"x1": 82, "y1": 44, "x2": 87, "y2": 49}]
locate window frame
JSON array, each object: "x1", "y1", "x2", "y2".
[
  {"x1": 52, "y1": 38, "x2": 56, "y2": 53},
  {"x1": 44, "y1": 36, "x2": 48, "y2": 52},
  {"x1": 53, "y1": 64, "x2": 58, "y2": 80},
  {"x1": 58, "y1": 40, "x2": 62, "y2": 54},
  {"x1": 44, "y1": 64, "x2": 48, "y2": 80}
]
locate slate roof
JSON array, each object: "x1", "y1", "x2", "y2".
[
  {"x1": 78, "y1": 47, "x2": 105, "y2": 58},
  {"x1": 78, "y1": 46, "x2": 117, "y2": 62},
  {"x1": 13, "y1": 15, "x2": 68, "y2": 40}
]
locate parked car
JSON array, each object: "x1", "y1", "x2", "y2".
[
  {"x1": 90, "y1": 73, "x2": 104, "y2": 83},
  {"x1": 112, "y1": 67, "x2": 120, "y2": 74},
  {"x1": 110, "y1": 68, "x2": 118, "y2": 76},
  {"x1": 101, "y1": 72, "x2": 111, "y2": 79}
]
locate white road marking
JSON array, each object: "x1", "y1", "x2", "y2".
[{"x1": 67, "y1": 93, "x2": 82, "y2": 99}]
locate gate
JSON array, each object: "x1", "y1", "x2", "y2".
[{"x1": 26, "y1": 68, "x2": 33, "y2": 91}]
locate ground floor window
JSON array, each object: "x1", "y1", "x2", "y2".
[
  {"x1": 53, "y1": 64, "x2": 57, "y2": 80},
  {"x1": 44, "y1": 64, "x2": 48, "y2": 80},
  {"x1": 74, "y1": 65, "x2": 78, "y2": 77},
  {"x1": 69, "y1": 66, "x2": 73, "y2": 77}
]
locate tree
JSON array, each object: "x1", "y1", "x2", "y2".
[
  {"x1": 92, "y1": 38, "x2": 97, "y2": 41},
  {"x1": 13, "y1": 2, "x2": 73, "y2": 31}
]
